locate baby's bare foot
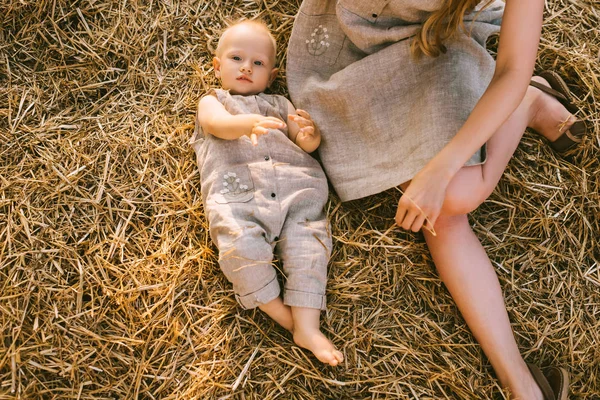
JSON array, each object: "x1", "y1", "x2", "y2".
[{"x1": 293, "y1": 329, "x2": 344, "y2": 366}]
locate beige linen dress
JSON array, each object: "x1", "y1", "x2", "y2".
[{"x1": 287, "y1": 0, "x2": 504, "y2": 201}]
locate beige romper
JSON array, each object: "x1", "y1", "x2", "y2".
[{"x1": 190, "y1": 89, "x2": 332, "y2": 310}]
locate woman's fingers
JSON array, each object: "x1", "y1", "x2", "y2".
[
  {"x1": 394, "y1": 207, "x2": 407, "y2": 227},
  {"x1": 422, "y1": 218, "x2": 437, "y2": 236},
  {"x1": 425, "y1": 210, "x2": 439, "y2": 232},
  {"x1": 410, "y1": 213, "x2": 427, "y2": 232},
  {"x1": 396, "y1": 194, "x2": 437, "y2": 235},
  {"x1": 395, "y1": 196, "x2": 415, "y2": 226},
  {"x1": 394, "y1": 197, "x2": 409, "y2": 226},
  {"x1": 401, "y1": 209, "x2": 421, "y2": 231}
]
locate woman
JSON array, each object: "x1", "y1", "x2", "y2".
[{"x1": 287, "y1": 0, "x2": 588, "y2": 398}]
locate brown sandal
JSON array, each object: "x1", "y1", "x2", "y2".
[
  {"x1": 527, "y1": 363, "x2": 569, "y2": 400},
  {"x1": 529, "y1": 70, "x2": 588, "y2": 153}
]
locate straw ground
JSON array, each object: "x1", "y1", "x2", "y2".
[{"x1": 1, "y1": 0, "x2": 599, "y2": 399}]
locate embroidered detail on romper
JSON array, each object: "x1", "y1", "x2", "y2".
[
  {"x1": 306, "y1": 25, "x2": 330, "y2": 56},
  {"x1": 220, "y1": 172, "x2": 250, "y2": 199}
]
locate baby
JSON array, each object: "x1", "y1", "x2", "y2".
[{"x1": 190, "y1": 20, "x2": 343, "y2": 366}]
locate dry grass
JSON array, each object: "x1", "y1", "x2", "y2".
[{"x1": 1, "y1": 0, "x2": 599, "y2": 399}]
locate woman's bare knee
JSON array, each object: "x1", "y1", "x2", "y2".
[
  {"x1": 442, "y1": 167, "x2": 495, "y2": 215},
  {"x1": 423, "y1": 213, "x2": 469, "y2": 240},
  {"x1": 442, "y1": 186, "x2": 486, "y2": 215}
]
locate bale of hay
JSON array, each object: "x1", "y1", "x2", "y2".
[{"x1": 0, "y1": 0, "x2": 598, "y2": 398}]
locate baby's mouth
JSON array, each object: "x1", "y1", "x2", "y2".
[{"x1": 237, "y1": 75, "x2": 253, "y2": 83}]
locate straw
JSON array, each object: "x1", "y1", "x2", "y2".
[{"x1": 0, "y1": 0, "x2": 598, "y2": 398}]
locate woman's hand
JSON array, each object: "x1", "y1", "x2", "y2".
[{"x1": 395, "y1": 166, "x2": 451, "y2": 235}]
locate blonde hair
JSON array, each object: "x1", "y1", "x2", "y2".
[
  {"x1": 411, "y1": 0, "x2": 492, "y2": 58},
  {"x1": 216, "y1": 19, "x2": 277, "y2": 60}
]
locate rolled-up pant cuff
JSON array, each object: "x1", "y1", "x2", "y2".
[
  {"x1": 235, "y1": 276, "x2": 280, "y2": 310},
  {"x1": 283, "y1": 289, "x2": 326, "y2": 310}
]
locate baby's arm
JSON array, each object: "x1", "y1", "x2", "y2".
[
  {"x1": 197, "y1": 94, "x2": 285, "y2": 145},
  {"x1": 286, "y1": 101, "x2": 321, "y2": 153}
]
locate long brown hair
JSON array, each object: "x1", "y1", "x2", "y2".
[{"x1": 411, "y1": 0, "x2": 492, "y2": 58}]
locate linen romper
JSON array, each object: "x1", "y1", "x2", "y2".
[
  {"x1": 190, "y1": 89, "x2": 332, "y2": 310},
  {"x1": 287, "y1": 0, "x2": 504, "y2": 201}
]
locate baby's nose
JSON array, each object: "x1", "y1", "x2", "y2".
[{"x1": 240, "y1": 63, "x2": 252, "y2": 73}]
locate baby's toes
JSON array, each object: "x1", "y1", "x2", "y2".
[
  {"x1": 333, "y1": 350, "x2": 344, "y2": 364},
  {"x1": 325, "y1": 348, "x2": 344, "y2": 366},
  {"x1": 325, "y1": 352, "x2": 339, "y2": 366}
]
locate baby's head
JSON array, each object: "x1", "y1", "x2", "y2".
[{"x1": 213, "y1": 20, "x2": 278, "y2": 96}]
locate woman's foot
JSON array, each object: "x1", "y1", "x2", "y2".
[
  {"x1": 527, "y1": 76, "x2": 577, "y2": 143},
  {"x1": 507, "y1": 362, "x2": 545, "y2": 400},
  {"x1": 293, "y1": 328, "x2": 344, "y2": 366}
]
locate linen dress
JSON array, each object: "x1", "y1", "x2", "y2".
[
  {"x1": 287, "y1": 0, "x2": 504, "y2": 201},
  {"x1": 190, "y1": 89, "x2": 332, "y2": 310}
]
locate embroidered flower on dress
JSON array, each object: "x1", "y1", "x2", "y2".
[{"x1": 306, "y1": 25, "x2": 330, "y2": 56}]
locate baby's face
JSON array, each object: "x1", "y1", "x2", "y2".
[{"x1": 214, "y1": 25, "x2": 277, "y2": 96}]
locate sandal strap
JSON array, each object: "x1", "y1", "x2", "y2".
[
  {"x1": 537, "y1": 71, "x2": 580, "y2": 114},
  {"x1": 545, "y1": 367, "x2": 569, "y2": 400},
  {"x1": 550, "y1": 121, "x2": 587, "y2": 152},
  {"x1": 531, "y1": 70, "x2": 589, "y2": 153},
  {"x1": 527, "y1": 363, "x2": 556, "y2": 400},
  {"x1": 529, "y1": 80, "x2": 570, "y2": 104},
  {"x1": 569, "y1": 120, "x2": 587, "y2": 136}
]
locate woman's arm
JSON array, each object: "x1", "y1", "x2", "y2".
[
  {"x1": 427, "y1": 0, "x2": 545, "y2": 179},
  {"x1": 197, "y1": 94, "x2": 285, "y2": 144},
  {"x1": 396, "y1": 0, "x2": 545, "y2": 231}
]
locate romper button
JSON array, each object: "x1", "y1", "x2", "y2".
[
  {"x1": 271, "y1": 193, "x2": 276, "y2": 198},
  {"x1": 274, "y1": 236, "x2": 279, "y2": 241},
  {"x1": 372, "y1": 13, "x2": 377, "y2": 18},
  {"x1": 264, "y1": 156, "x2": 270, "y2": 161}
]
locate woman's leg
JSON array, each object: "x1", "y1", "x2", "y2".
[
  {"x1": 441, "y1": 76, "x2": 575, "y2": 214},
  {"x1": 423, "y1": 216, "x2": 543, "y2": 399},
  {"x1": 411, "y1": 77, "x2": 575, "y2": 398}
]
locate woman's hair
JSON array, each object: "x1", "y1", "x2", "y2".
[{"x1": 411, "y1": 0, "x2": 492, "y2": 58}]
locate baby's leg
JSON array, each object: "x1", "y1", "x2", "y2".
[
  {"x1": 215, "y1": 222, "x2": 291, "y2": 329},
  {"x1": 258, "y1": 297, "x2": 294, "y2": 332},
  {"x1": 276, "y1": 216, "x2": 342, "y2": 366},
  {"x1": 291, "y1": 307, "x2": 344, "y2": 366}
]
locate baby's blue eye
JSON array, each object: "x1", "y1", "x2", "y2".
[
  {"x1": 254, "y1": 60, "x2": 263, "y2": 66},
  {"x1": 232, "y1": 56, "x2": 241, "y2": 61}
]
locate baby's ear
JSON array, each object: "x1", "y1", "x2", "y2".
[
  {"x1": 213, "y1": 57, "x2": 221, "y2": 78},
  {"x1": 269, "y1": 67, "x2": 279, "y2": 86}
]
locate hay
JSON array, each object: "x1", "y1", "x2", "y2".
[{"x1": 0, "y1": 0, "x2": 598, "y2": 398}]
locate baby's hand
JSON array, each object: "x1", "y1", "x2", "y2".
[
  {"x1": 250, "y1": 116, "x2": 286, "y2": 146},
  {"x1": 288, "y1": 109, "x2": 315, "y2": 142}
]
